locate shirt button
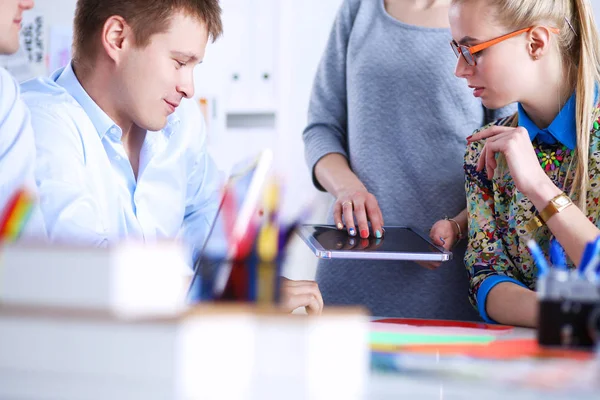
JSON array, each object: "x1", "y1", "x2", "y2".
[
  {"x1": 110, "y1": 127, "x2": 118, "y2": 134},
  {"x1": 115, "y1": 155, "x2": 121, "y2": 161}
]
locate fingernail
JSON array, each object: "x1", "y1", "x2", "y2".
[
  {"x1": 466, "y1": 135, "x2": 473, "y2": 141},
  {"x1": 349, "y1": 228, "x2": 356, "y2": 236},
  {"x1": 375, "y1": 230, "x2": 382, "y2": 239},
  {"x1": 337, "y1": 222, "x2": 344, "y2": 230},
  {"x1": 440, "y1": 237, "x2": 446, "y2": 245},
  {"x1": 360, "y1": 229, "x2": 369, "y2": 238}
]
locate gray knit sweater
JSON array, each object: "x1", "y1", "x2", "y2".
[{"x1": 303, "y1": 0, "x2": 516, "y2": 320}]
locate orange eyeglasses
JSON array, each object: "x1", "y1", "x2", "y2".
[{"x1": 450, "y1": 26, "x2": 560, "y2": 66}]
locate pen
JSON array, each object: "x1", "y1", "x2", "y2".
[
  {"x1": 579, "y1": 240, "x2": 595, "y2": 273},
  {"x1": 526, "y1": 239, "x2": 550, "y2": 277},
  {"x1": 579, "y1": 236, "x2": 600, "y2": 281},
  {"x1": 549, "y1": 238, "x2": 567, "y2": 270},
  {"x1": 255, "y1": 181, "x2": 279, "y2": 304},
  {"x1": 277, "y1": 200, "x2": 315, "y2": 253},
  {"x1": 0, "y1": 188, "x2": 35, "y2": 242}
]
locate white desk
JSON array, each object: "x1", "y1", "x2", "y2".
[
  {"x1": 368, "y1": 373, "x2": 600, "y2": 400},
  {"x1": 367, "y1": 326, "x2": 600, "y2": 399}
]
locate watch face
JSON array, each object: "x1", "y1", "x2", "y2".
[{"x1": 555, "y1": 196, "x2": 570, "y2": 206}]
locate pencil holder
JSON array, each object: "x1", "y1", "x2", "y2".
[
  {"x1": 188, "y1": 254, "x2": 285, "y2": 305},
  {"x1": 537, "y1": 269, "x2": 600, "y2": 349}
]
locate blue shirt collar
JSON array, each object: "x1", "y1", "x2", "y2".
[
  {"x1": 518, "y1": 93, "x2": 577, "y2": 150},
  {"x1": 518, "y1": 86, "x2": 600, "y2": 150},
  {"x1": 53, "y1": 61, "x2": 179, "y2": 140}
]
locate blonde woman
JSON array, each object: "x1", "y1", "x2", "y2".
[{"x1": 450, "y1": 0, "x2": 600, "y2": 327}]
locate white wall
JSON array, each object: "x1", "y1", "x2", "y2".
[
  {"x1": 275, "y1": 1, "x2": 343, "y2": 280},
  {"x1": 196, "y1": 0, "x2": 343, "y2": 280},
  {"x1": 195, "y1": 0, "x2": 342, "y2": 223}
]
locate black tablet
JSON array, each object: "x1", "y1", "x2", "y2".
[{"x1": 296, "y1": 224, "x2": 452, "y2": 262}]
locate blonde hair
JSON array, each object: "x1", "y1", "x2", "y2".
[{"x1": 454, "y1": 0, "x2": 600, "y2": 211}]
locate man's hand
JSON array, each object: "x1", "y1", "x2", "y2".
[{"x1": 279, "y1": 277, "x2": 324, "y2": 315}]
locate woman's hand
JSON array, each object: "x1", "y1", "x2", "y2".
[
  {"x1": 429, "y1": 218, "x2": 459, "y2": 251},
  {"x1": 419, "y1": 219, "x2": 456, "y2": 270},
  {"x1": 314, "y1": 154, "x2": 384, "y2": 239},
  {"x1": 333, "y1": 187, "x2": 384, "y2": 239},
  {"x1": 467, "y1": 126, "x2": 552, "y2": 197},
  {"x1": 420, "y1": 210, "x2": 467, "y2": 270}
]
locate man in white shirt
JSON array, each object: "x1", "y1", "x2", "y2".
[
  {"x1": 0, "y1": 0, "x2": 45, "y2": 239},
  {"x1": 22, "y1": 0, "x2": 322, "y2": 314}
]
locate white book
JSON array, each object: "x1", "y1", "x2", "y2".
[
  {"x1": 0, "y1": 242, "x2": 190, "y2": 316},
  {"x1": 0, "y1": 306, "x2": 256, "y2": 400},
  {"x1": 0, "y1": 305, "x2": 368, "y2": 400},
  {"x1": 251, "y1": 310, "x2": 369, "y2": 400}
]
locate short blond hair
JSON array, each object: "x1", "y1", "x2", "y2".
[{"x1": 73, "y1": 0, "x2": 223, "y2": 67}]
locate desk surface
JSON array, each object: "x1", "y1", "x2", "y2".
[
  {"x1": 368, "y1": 373, "x2": 600, "y2": 400},
  {"x1": 367, "y1": 324, "x2": 600, "y2": 399}
]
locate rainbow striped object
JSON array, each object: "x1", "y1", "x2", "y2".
[{"x1": 0, "y1": 188, "x2": 35, "y2": 242}]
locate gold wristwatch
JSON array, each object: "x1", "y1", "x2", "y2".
[{"x1": 526, "y1": 193, "x2": 573, "y2": 231}]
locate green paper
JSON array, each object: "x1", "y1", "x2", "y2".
[{"x1": 370, "y1": 331, "x2": 496, "y2": 346}]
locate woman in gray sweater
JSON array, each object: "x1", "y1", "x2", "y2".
[{"x1": 303, "y1": 0, "x2": 515, "y2": 320}]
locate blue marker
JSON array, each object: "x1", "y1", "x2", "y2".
[
  {"x1": 527, "y1": 239, "x2": 550, "y2": 277},
  {"x1": 579, "y1": 236, "x2": 600, "y2": 277},
  {"x1": 549, "y1": 238, "x2": 567, "y2": 270},
  {"x1": 578, "y1": 235, "x2": 600, "y2": 279},
  {"x1": 579, "y1": 239, "x2": 596, "y2": 275}
]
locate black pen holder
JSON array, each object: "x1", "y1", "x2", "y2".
[
  {"x1": 538, "y1": 299, "x2": 600, "y2": 349},
  {"x1": 189, "y1": 254, "x2": 285, "y2": 304},
  {"x1": 537, "y1": 270, "x2": 600, "y2": 349}
]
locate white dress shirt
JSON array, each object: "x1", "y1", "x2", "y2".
[
  {"x1": 21, "y1": 62, "x2": 222, "y2": 260},
  {"x1": 0, "y1": 66, "x2": 45, "y2": 239}
]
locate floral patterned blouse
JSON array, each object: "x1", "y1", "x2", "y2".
[{"x1": 464, "y1": 102, "x2": 600, "y2": 321}]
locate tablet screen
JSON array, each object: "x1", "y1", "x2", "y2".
[{"x1": 309, "y1": 225, "x2": 443, "y2": 254}]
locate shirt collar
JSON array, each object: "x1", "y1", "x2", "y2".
[
  {"x1": 164, "y1": 112, "x2": 180, "y2": 138},
  {"x1": 54, "y1": 61, "x2": 180, "y2": 140},
  {"x1": 518, "y1": 93, "x2": 577, "y2": 150},
  {"x1": 54, "y1": 62, "x2": 118, "y2": 140},
  {"x1": 518, "y1": 86, "x2": 600, "y2": 150}
]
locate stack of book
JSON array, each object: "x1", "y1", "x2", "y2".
[{"x1": 0, "y1": 243, "x2": 369, "y2": 400}]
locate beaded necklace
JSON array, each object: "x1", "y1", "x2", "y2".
[
  {"x1": 533, "y1": 104, "x2": 600, "y2": 170},
  {"x1": 534, "y1": 145, "x2": 572, "y2": 171}
]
